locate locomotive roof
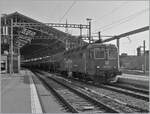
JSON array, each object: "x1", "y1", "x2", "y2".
[
  {"x1": 35, "y1": 43, "x2": 116, "y2": 62},
  {"x1": 64, "y1": 43, "x2": 116, "y2": 54}
]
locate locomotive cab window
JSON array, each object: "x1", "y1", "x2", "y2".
[
  {"x1": 94, "y1": 48, "x2": 105, "y2": 59},
  {"x1": 109, "y1": 49, "x2": 117, "y2": 59}
]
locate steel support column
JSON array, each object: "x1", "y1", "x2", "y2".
[
  {"x1": 143, "y1": 40, "x2": 146, "y2": 74},
  {"x1": 86, "y1": 18, "x2": 92, "y2": 44},
  {"x1": 0, "y1": 16, "x2": 1, "y2": 75},
  {"x1": 117, "y1": 39, "x2": 120, "y2": 69},
  {"x1": 80, "y1": 24, "x2": 82, "y2": 37},
  {"x1": 18, "y1": 38, "x2": 20, "y2": 73},
  {"x1": 89, "y1": 21, "x2": 91, "y2": 43},
  {"x1": 10, "y1": 19, "x2": 13, "y2": 74}
]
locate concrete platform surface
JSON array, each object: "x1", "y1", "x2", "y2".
[
  {"x1": 121, "y1": 69, "x2": 149, "y2": 76},
  {"x1": 1, "y1": 70, "x2": 42, "y2": 113},
  {"x1": 117, "y1": 74, "x2": 149, "y2": 89},
  {"x1": 118, "y1": 73, "x2": 149, "y2": 80}
]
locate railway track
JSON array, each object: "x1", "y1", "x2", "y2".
[
  {"x1": 98, "y1": 84, "x2": 149, "y2": 101},
  {"x1": 107, "y1": 83, "x2": 149, "y2": 95},
  {"x1": 59, "y1": 75, "x2": 149, "y2": 101},
  {"x1": 37, "y1": 71, "x2": 148, "y2": 113},
  {"x1": 56, "y1": 73, "x2": 149, "y2": 101},
  {"x1": 34, "y1": 72, "x2": 118, "y2": 113}
]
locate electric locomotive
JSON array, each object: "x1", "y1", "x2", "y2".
[{"x1": 54, "y1": 43, "x2": 121, "y2": 84}]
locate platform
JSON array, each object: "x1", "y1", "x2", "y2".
[
  {"x1": 1, "y1": 69, "x2": 65, "y2": 113},
  {"x1": 121, "y1": 69, "x2": 149, "y2": 76},
  {"x1": 1, "y1": 69, "x2": 42, "y2": 113},
  {"x1": 31, "y1": 72, "x2": 64, "y2": 113},
  {"x1": 117, "y1": 73, "x2": 149, "y2": 89}
]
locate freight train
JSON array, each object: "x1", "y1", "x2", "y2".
[{"x1": 26, "y1": 43, "x2": 121, "y2": 84}]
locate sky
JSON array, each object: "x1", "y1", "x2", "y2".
[{"x1": 0, "y1": 0, "x2": 149, "y2": 55}]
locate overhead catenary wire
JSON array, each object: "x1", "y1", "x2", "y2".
[
  {"x1": 101, "y1": 8, "x2": 149, "y2": 32},
  {"x1": 59, "y1": 1, "x2": 76, "y2": 23},
  {"x1": 93, "y1": 1, "x2": 128, "y2": 23},
  {"x1": 93, "y1": 8, "x2": 149, "y2": 33}
]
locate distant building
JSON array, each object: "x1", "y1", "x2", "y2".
[
  {"x1": 120, "y1": 53, "x2": 128, "y2": 57},
  {"x1": 120, "y1": 53, "x2": 149, "y2": 70},
  {"x1": 137, "y1": 47, "x2": 141, "y2": 56},
  {"x1": 145, "y1": 50, "x2": 149, "y2": 55},
  {"x1": 136, "y1": 46, "x2": 149, "y2": 56}
]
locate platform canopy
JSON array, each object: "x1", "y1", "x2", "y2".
[{"x1": 1, "y1": 12, "x2": 87, "y2": 60}]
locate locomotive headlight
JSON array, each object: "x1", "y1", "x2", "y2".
[{"x1": 97, "y1": 66, "x2": 100, "y2": 68}]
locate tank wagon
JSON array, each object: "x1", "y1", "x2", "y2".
[{"x1": 27, "y1": 43, "x2": 121, "y2": 84}]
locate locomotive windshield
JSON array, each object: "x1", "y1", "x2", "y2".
[
  {"x1": 94, "y1": 46, "x2": 117, "y2": 59},
  {"x1": 94, "y1": 48, "x2": 105, "y2": 59},
  {"x1": 108, "y1": 48, "x2": 117, "y2": 59}
]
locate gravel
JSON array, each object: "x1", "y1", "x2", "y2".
[
  {"x1": 42, "y1": 72, "x2": 149, "y2": 112},
  {"x1": 73, "y1": 81, "x2": 149, "y2": 111},
  {"x1": 52, "y1": 74, "x2": 149, "y2": 111}
]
